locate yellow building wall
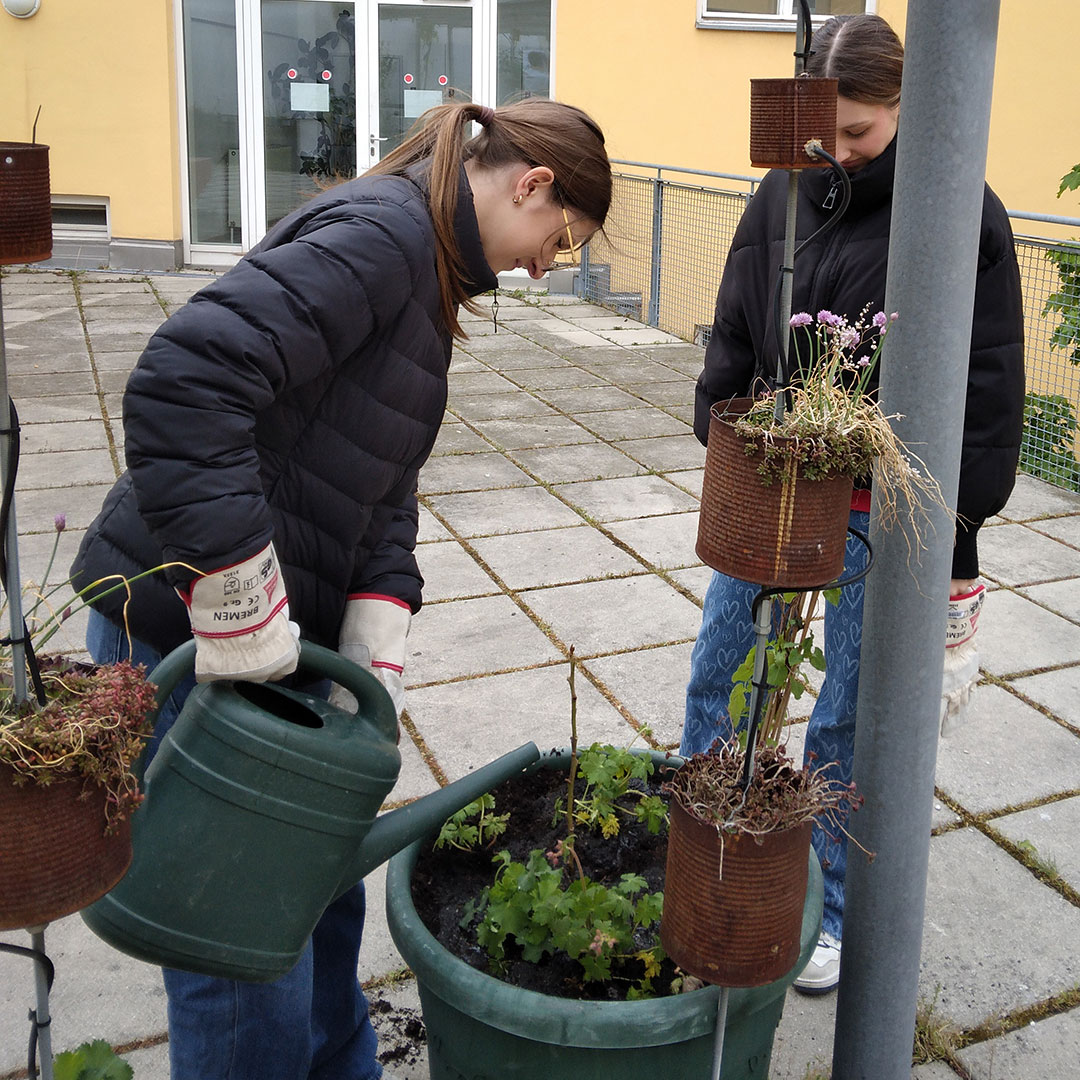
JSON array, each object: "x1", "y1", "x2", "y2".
[
  {"x1": 555, "y1": 0, "x2": 1079, "y2": 222},
  {"x1": 0, "y1": 0, "x2": 181, "y2": 242}
]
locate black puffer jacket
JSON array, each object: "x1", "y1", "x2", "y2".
[
  {"x1": 696, "y1": 137, "x2": 1026, "y2": 577},
  {"x1": 71, "y1": 166, "x2": 497, "y2": 654}
]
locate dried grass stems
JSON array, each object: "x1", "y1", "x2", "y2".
[{"x1": 663, "y1": 741, "x2": 866, "y2": 845}]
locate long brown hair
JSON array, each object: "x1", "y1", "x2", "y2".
[
  {"x1": 368, "y1": 99, "x2": 611, "y2": 339},
  {"x1": 806, "y1": 14, "x2": 904, "y2": 108}
]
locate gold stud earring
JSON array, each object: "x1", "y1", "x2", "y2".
[{"x1": 513, "y1": 194, "x2": 524, "y2": 205}]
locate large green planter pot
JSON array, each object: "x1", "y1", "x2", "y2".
[{"x1": 385, "y1": 750, "x2": 823, "y2": 1079}]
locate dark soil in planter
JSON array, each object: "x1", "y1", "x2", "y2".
[{"x1": 411, "y1": 762, "x2": 683, "y2": 1001}]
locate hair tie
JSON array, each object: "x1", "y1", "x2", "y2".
[{"x1": 476, "y1": 105, "x2": 495, "y2": 127}]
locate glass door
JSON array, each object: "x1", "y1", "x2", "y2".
[
  {"x1": 372, "y1": 3, "x2": 473, "y2": 162},
  {"x1": 261, "y1": 0, "x2": 358, "y2": 229}
]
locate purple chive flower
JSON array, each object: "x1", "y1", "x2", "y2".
[
  {"x1": 817, "y1": 310, "x2": 843, "y2": 327},
  {"x1": 873, "y1": 311, "x2": 888, "y2": 330},
  {"x1": 890, "y1": 312, "x2": 899, "y2": 322},
  {"x1": 54, "y1": 513, "x2": 66, "y2": 533},
  {"x1": 840, "y1": 327, "x2": 861, "y2": 350},
  {"x1": 789, "y1": 312, "x2": 813, "y2": 328},
  {"x1": 857, "y1": 356, "x2": 871, "y2": 367}
]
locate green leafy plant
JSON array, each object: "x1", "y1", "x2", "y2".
[
  {"x1": 1019, "y1": 392, "x2": 1080, "y2": 491},
  {"x1": 434, "y1": 793, "x2": 509, "y2": 852},
  {"x1": 1042, "y1": 162, "x2": 1080, "y2": 364},
  {"x1": 440, "y1": 649, "x2": 668, "y2": 998},
  {"x1": 467, "y1": 847, "x2": 664, "y2": 998},
  {"x1": 53, "y1": 1039, "x2": 133, "y2": 1080}
]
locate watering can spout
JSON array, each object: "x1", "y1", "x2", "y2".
[{"x1": 341, "y1": 741, "x2": 540, "y2": 890}]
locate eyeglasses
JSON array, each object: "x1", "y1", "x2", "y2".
[{"x1": 549, "y1": 205, "x2": 589, "y2": 269}]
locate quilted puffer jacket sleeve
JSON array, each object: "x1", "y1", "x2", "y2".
[
  {"x1": 123, "y1": 193, "x2": 430, "y2": 586},
  {"x1": 351, "y1": 484, "x2": 424, "y2": 613}
]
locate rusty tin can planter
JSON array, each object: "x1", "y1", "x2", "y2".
[
  {"x1": 0, "y1": 142, "x2": 52, "y2": 265},
  {"x1": 749, "y1": 78, "x2": 837, "y2": 170},
  {"x1": 0, "y1": 766, "x2": 133, "y2": 930},
  {"x1": 696, "y1": 398, "x2": 853, "y2": 588},
  {"x1": 660, "y1": 799, "x2": 813, "y2": 987}
]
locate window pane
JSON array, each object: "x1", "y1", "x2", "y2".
[
  {"x1": 378, "y1": 5, "x2": 472, "y2": 156},
  {"x1": 183, "y1": 0, "x2": 241, "y2": 245},
  {"x1": 263, "y1": 1, "x2": 357, "y2": 229},
  {"x1": 497, "y1": 0, "x2": 550, "y2": 104},
  {"x1": 705, "y1": 1, "x2": 778, "y2": 14},
  {"x1": 809, "y1": 0, "x2": 864, "y2": 13}
]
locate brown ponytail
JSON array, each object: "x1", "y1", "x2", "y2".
[
  {"x1": 805, "y1": 13, "x2": 904, "y2": 109},
  {"x1": 368, "y1": 99, "x2": 611, "y2": 339}
]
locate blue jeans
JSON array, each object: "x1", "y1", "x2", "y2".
[
  {"x1": 87, "y1": 610, "x2": 382, "y2": 1080},
  {"x1": 683, "y1": 510, "x2": 870, "y2": 941}
]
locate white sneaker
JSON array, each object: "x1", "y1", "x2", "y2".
[{"x1": 794, "y1": 932, "x2": 841, "y2": 995}]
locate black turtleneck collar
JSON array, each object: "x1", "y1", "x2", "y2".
[
  {"x1": 406, "y1": 160, "x2": 498, "y2": 299},
  {"x1": 805, "y1": 132, "x2": 898, "y2": 214}
]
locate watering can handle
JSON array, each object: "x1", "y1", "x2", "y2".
[{"x1": 146, "y1": 639, "x2": 398, "y2": 742}]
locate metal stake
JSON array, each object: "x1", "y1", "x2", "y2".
[
  {"x1": 29, "y1": 926, "x2": 55, "y2": 1080},
  {"x1": 710, "y1": 985, "x2": 730, "y2": 1080}
]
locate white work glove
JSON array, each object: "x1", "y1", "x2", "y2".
[
  {"x1": 179, "y1": 542, "x2": 300, "y2": 684},
  {"x1": 330, "y1": 594, "x2": 411, "y2": 720},
  {"x1": 940, "y1": 583, "x2": 985, "y2": 737}
]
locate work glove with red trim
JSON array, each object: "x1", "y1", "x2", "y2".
[
  {"x1": 940, "y1": 583, "x2": 985, "y2": 737},
  {"x1": 179, "y1": 542, "x2": 300, "y2": 684},
  {"x1": 330, "y1": 594, "x2": 411, "y2": 720}
]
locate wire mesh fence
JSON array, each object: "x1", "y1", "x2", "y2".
[{"x1": 578, "y1": 163, "x2": 1080, "y2": 492}]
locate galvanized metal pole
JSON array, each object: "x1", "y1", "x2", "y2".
[
  {"x1": 647, "y1": 169, "x2": 663, "y2": 328},
  {"x1": 832, "y1": 2, "x2": 1002, "y2": 1077}
]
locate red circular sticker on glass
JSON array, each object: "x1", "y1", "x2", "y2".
[
  {"x1": 438, "y1": 75, "x2": 448, "y2": 86},
  {"x1": 287, "y1": 68, "x2": 297, "y2": 80},
  {"x1": 403, "y1": 73, "x2": 414, "y2": 85},
  {"x1": 321, "y1": 69, "x2": 331, "y2": 81}
]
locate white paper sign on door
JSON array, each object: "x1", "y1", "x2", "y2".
[
  {"x1": 291, "y1": 83, "x2": 330, "y2": 112},
  {"x1": 403, "y1": 89, "x2": 443, "y2": 117}
]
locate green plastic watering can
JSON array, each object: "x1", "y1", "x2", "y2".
[{"x1": 81, "y1": 639, "x2": 539, "y2": 982}]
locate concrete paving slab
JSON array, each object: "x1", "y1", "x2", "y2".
[
  {"x1": 1010, "y1": 667, "x2": 1080, "y2": 725},
  {"x1": 911, "y1": 1062, "x2": 961, "y2": 1079},
  {"x1": 413, "y1": 539, "x2": 500, "y2": 601},
  {"x1": 508, "y1": 441, "x2": 644, "y2": 483},
  {"x1": 518, "y1": 575, "x2": 700, "y2": 655},
  {"x1": 955, "y1": 1004, "x2": 1080, "y2": 1079},
  {"x1": 21, "y1": 420, "x2": 110, "y2": 453},
  {"x1": 990, "y1": 795, "x2": 1080, "y2": 892},
  {"x1": 15, "y1": 448, "x2": 116, "y2": 489},
  {"x1": 582, "y1": 642, "x2": 694, "y2": 747},
  {"x1": 920, "y1": 828, "x2": 1080, "y2": 1029},
  {"x1": 120, "y1": 1041, "x2": 170, "y2": 1079},
  {"x1": 3, "y1": 346, "x2": 90, "y2": 374},
  {"x1": 86, "y1": 331, "x2": 163, "y2": 355},
  {"x1": 464, "y1": 345, "x2": 568, "y2": 371},
  {"x1": 17, "y1": 483, "x2": 118, "y2": 531},
  {"x1": 553, "y1": 473, "x2": 699, "y2": 522},
  {"x1": 615, "y1": 432, "x2": 707, "y2": 471},
  {"x1": 595, "y1": 326, "x2": 684, "y2": 346},
  {"x1": 9, "y1": 370, "x2": 96, "y2": 397},
  {"x1": 1, "y1": 915, "x2": 168, "y2": 1075},
  {"x1": 87, "y1": 349, "x2": 144, "y2": 371},
  {"x1": 357, "y1": 862, "x2": 407, "y2": 982},
  {"x1": 1028, "y1": 513, "x2": 1080, "y2": 546},
  {"x1": 448, "y1": 391, "x2": 559, "y2": 422},
  {"x1": 976, "y1": 588, "x2": 1080, "y2": 675},
  {"x1": 509, "y1": 364, "x2": 607, "y2": 390},
  {"x1": 977, "y1": 522, "x2": 1079, "y2": 584},
  {"x1": 934, "y1": 684, "x2": 1080, "y2": 814},
  {"x1": 406, "y1": 593, "x2": 563, "y2": 682},
  {"x1": 579, "y1": 357, "x2": 695, "y2": 384},
  {"x1": 425, "y1": 485, "x2": 585, "y2": 537},
  {"x1": 469, "y1": 524, "x2": 642, "y2": 589},
  {"x1": 669, "y1": 564, "x2": 714, "y2": 602},
  {"x1": 429, "y1": 421, "x2": 492, "y2": 456},
  {"x1": 418, "y1": 451, "x2": 534, "y2": 494},
  {"x1": 416, "y1": 506, "x2": 452, "y2": 543},
  {"x1": 406, "y1": 665, "x2": 634, "y2": 780},
  {"x1": 369, "y1": 978, "x2": 428, "y2": 1078},
  {"x1": 606, "y1": 511, "x2": 701, "y2": 570},
  {"x1": 1018, "y1": 577, "x2": 1080, "y2": 624},
  {"x1": 668, "y1": 402, "x2": 696, "y2": 425},
  {"x1": 471, "y1": 413, "x2": 595, "y2": 449},
  {"x1": 770, "y1": 989, "x2": 836, "y2": 1080},
  {"x1": 385, "y1": 727, "x2": 442, "y2": 806},
  {"x1": 998, "y1": 473, "x2": 1080, "y2": 521},
  {"x1": 626, "y1": 379, "x2": 697, "y2": 407},
  {"x1": 535, "y1": 384, "x2": 646, "y2": 413},
  {"x1": 556, "y1": 345, "x2": 648, "y2": 366},
  {"x1": 445, "y1": 369, "x2": 521, "y2": 396}
]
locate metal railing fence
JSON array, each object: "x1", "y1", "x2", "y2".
[{"x1": 579, "y1": 161, "x2": 1080, "y2": 491}]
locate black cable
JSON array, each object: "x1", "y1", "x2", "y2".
[
  {"x1": 0, "y1": 941, "x2": 56, "y2": 1080},
  {"x1": 794, "y1": 0, "x2": 815, "y2": 73},
  {"x1": 0, "y1": 396, "x2": 48, "y2": 707}
]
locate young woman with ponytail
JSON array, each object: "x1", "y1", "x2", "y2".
[{"x1": 71, "y1": 98, "x2": 611, "y2": 1080}]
